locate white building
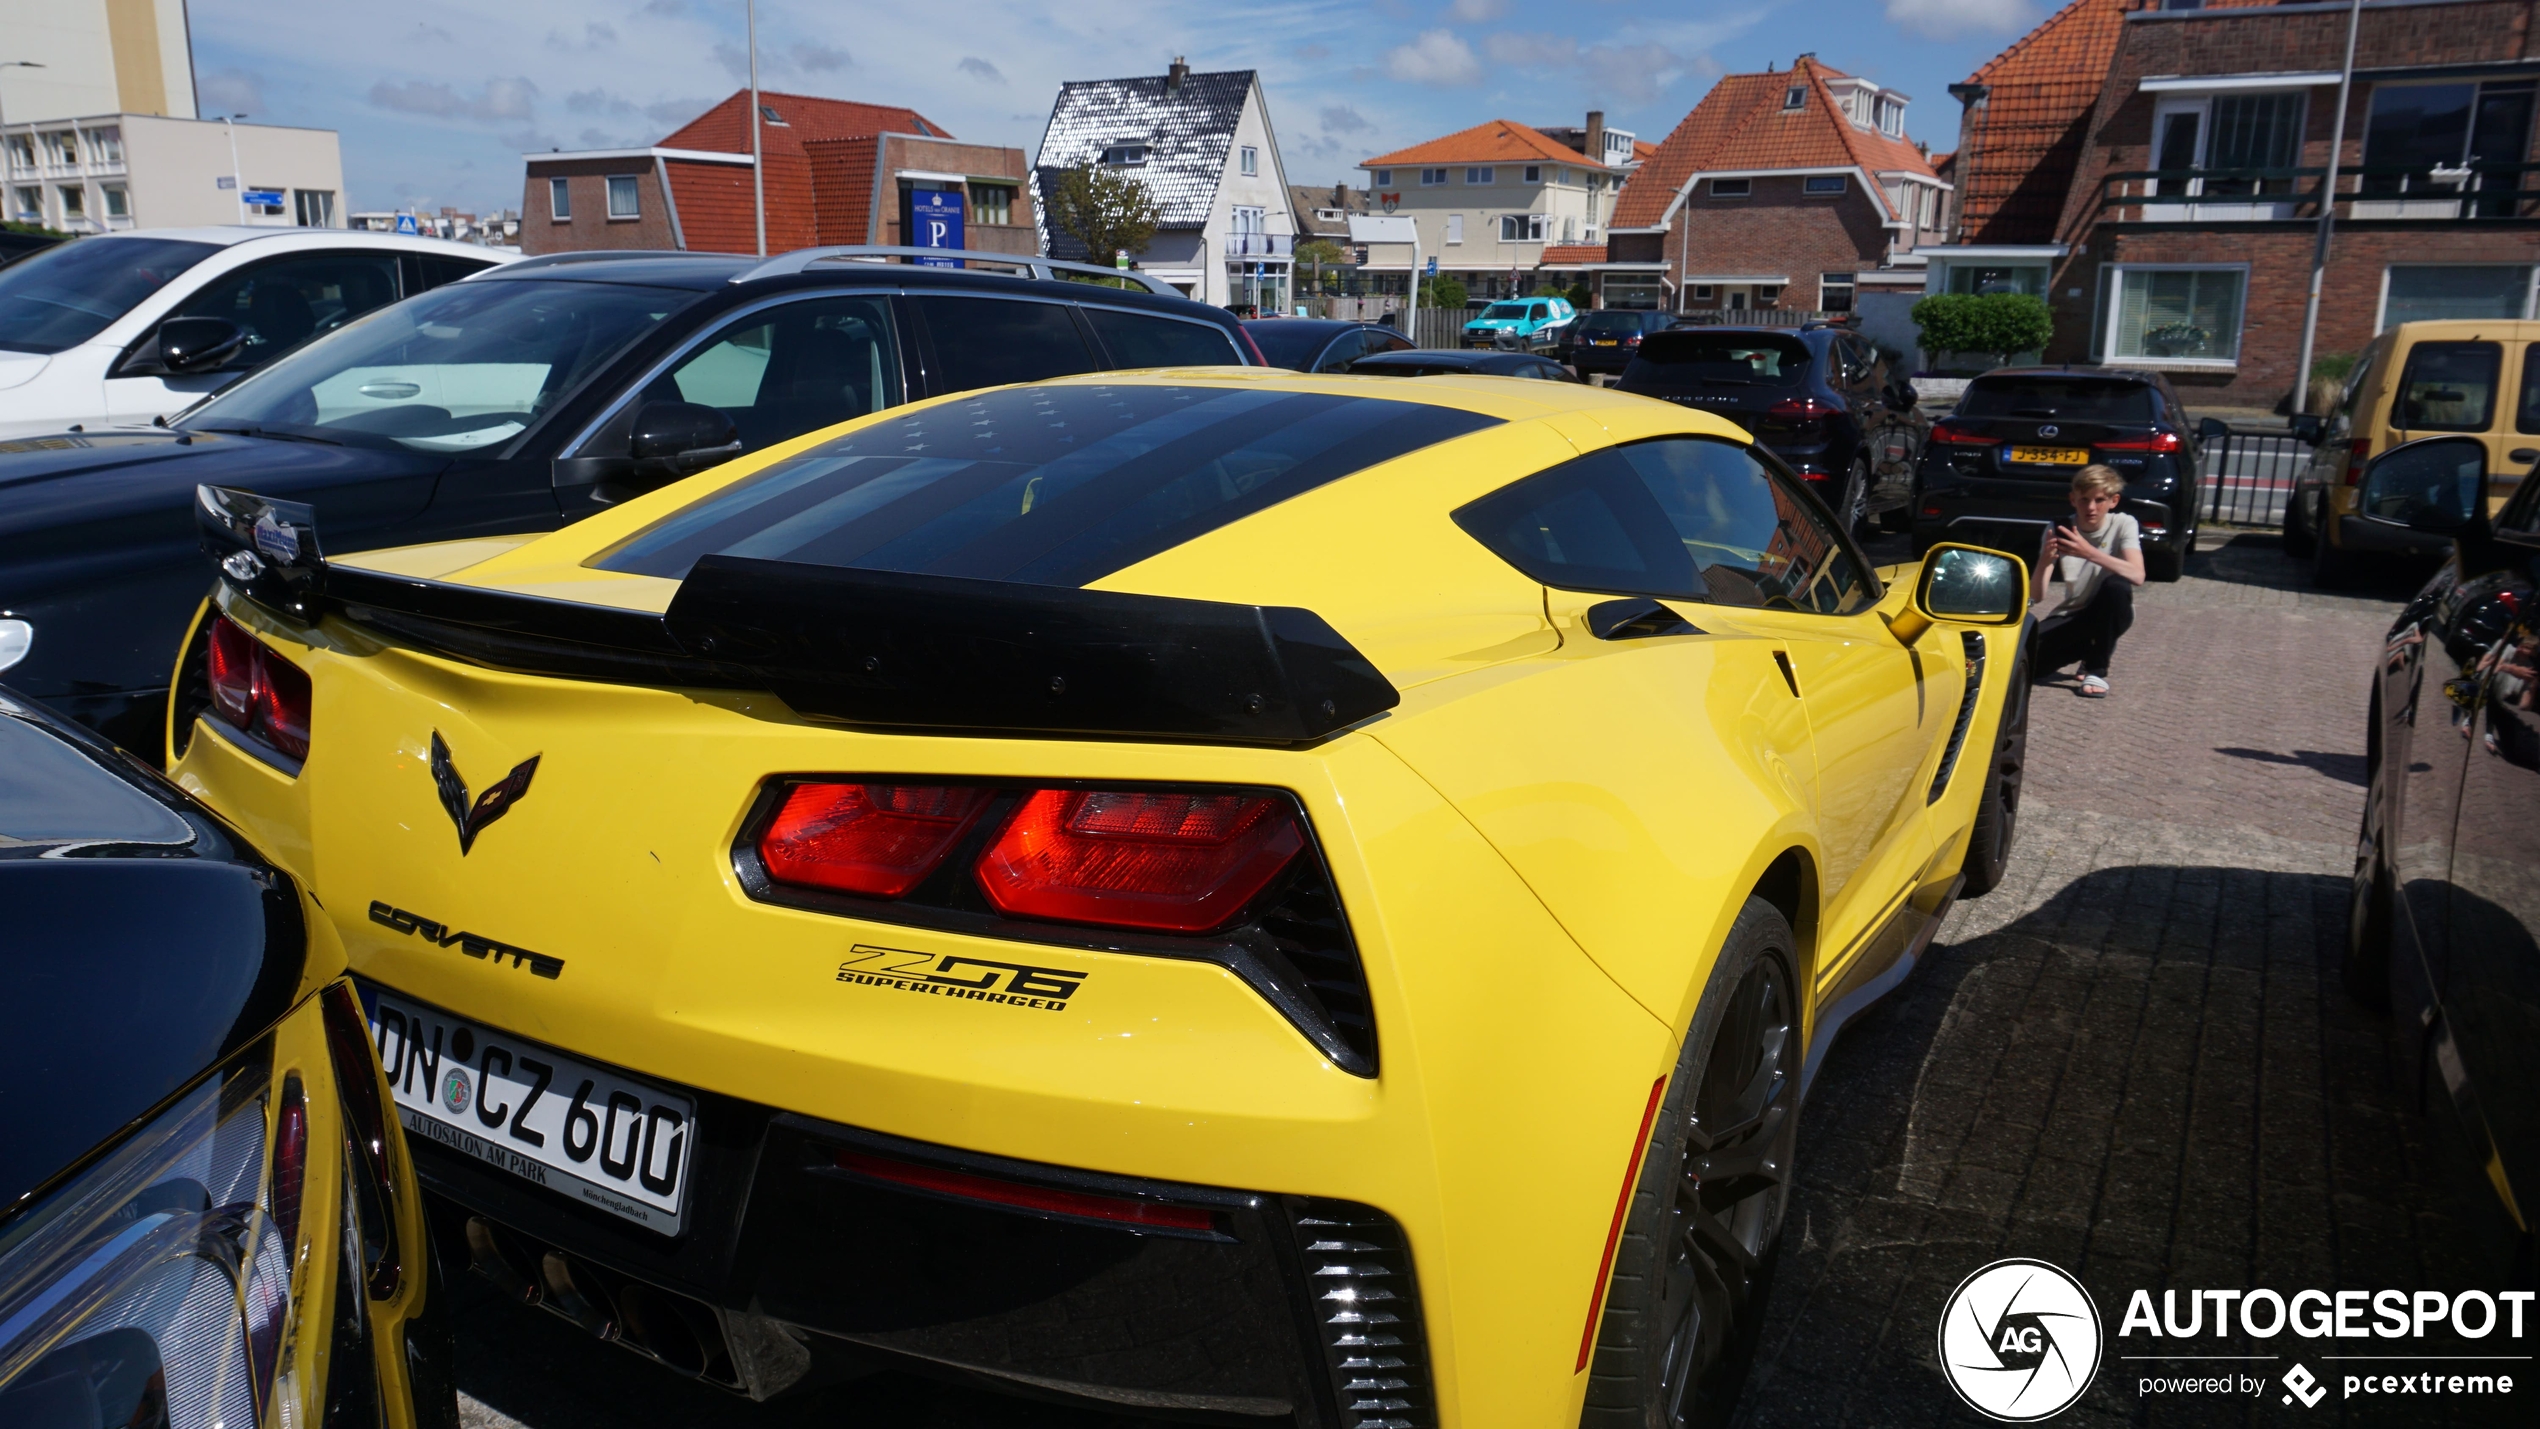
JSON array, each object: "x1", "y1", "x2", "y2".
[
  {"x1": 5, "y1": 114, "x2": 344, "y2": 232},
  {"x1": 1034, "y1": 60, "x2": 1296, "y2": 311},
  {"x1": 1356, "y1": 113, "x2": 1644, "y2": 299},
  {"x1": 0, "y1": 0, "x2": 198, "y2": 125}
]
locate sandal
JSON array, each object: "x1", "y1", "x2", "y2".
[{"x1": 2079, "y1": 675, "x2": 2109, "y2": 698}]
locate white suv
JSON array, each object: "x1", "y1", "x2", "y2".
[{"x1": 0, "y1": 227, "x2": 511, "y2": 439}]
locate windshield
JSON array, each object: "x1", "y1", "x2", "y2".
[
  {"x1": 1581, "y1": 312, "x2": 1652, "y2": 333},
  {"x1": 1242, "y1": 321, "x2": 1348, "y2": 371},
  {"x1": 1958, "y1": 377, "x2": 2156, "y2": 422},
  {"x1": 1629, "y1": 331, "x2": 1810, "y2": 386},
  {"x1": 181, "y1": 278, "x2": 701, "y2": 452},
  {"x1": 1480, "y1": 302, "x2": 1529, "y2": 320},
  {"x1": 0, "y1": 237, "x2": 222, "y2": 355}
]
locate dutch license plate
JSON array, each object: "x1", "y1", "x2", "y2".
[
  {"x1": 366, "y1": 989, "x2": 695, "y2": 1234},
  {"x1": 1591, "y1": 338, "x2": 1619, "y2": 345},
  {"x1": 2010, "y1": 446, "x2": 2090, "y2": 466}
]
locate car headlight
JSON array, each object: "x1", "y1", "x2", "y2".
[
  {"x1": 0, "y1": 619, "x2": 29, "y2": 673},
  {"x1": 0, "y1": 993, "x2": 379, "y2": 1428}
]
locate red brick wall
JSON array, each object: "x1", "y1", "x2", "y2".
[
  {"x1": 519, "y1": 160, "x2": 679, "y2": 254},
  {"x1": 1670, "y1": 175, "x2": 1902, "y2": 311}
]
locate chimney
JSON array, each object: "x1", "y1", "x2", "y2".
[
  {"x1": 1168, "y1": 57, "x2": 1188, "y2": 92},
  {"x1": 1331, "y1": 180, "x2": 1347, "y2": 208},
  {"x1": 1585, "y1": 110, "x2": 1605, "y2": 165}
]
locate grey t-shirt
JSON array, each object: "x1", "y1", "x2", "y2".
[{"x1": 2050, "y1": 511, "x2": 2140, "y2": 616}]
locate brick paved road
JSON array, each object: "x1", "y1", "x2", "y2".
[{"x1": 452, "y1": 536, "x2": 2518, "y2": 1428}]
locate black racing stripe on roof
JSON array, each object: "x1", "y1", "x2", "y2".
[{"x1": 592, "y1": 383, "x2": 1500, "y2": 588}]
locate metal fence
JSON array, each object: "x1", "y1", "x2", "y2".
[{"x1": 2200, "y1": 426, "x2": 2310, "y2": 528}]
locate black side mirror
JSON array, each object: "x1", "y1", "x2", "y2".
[
  {"x1": 2196, "y1": 416, "x2": 2230, "y2": 443},
  {"x1": 2359, "y1": 435, "x2": 2489, "y2": 535},
  {"x1": 1889, "y1": 379, "x2": 1919, "y2": 410},
  {"x1": 2286, "y1": 413, "x2": 2323, "y2": 446},
  {"x1": 157, "y1": 317, "x2": 247, "y2": 373},
  {"x1": 629, "y1": 401, "x2": 743, "y2": 476}
]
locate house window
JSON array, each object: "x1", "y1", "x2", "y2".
[
  {"x1": 1499, "y1": 214, "x2": 1547, "y2": 241},
  {"x1": 760, "y1": 105, "x2": 786, "y2": 125},
  {"x1": 1948, "y1": 265, "x2": 2046, "y2": 296},
  {"x1": 1420, "y1": 168, "x2": 1448, "y2": 186},
  {"x1": 1820, "y1": 273, "x2": 1856, "y2": 313},
  {"x1": 1240, "y1": 145, "x2": 1258, "y2": 176},
  {"x1": 43, "y1": 132, "x2": 77, "y2": 165},
  {"x1": 2382, "y1": 266, "x2": 2537, "y2": 328},
  {"x1": 83, "y1": 126, "x2": 122, "y2": 164},
  {"x1": 102, "y1": 185, "x2": 128, "y2": 219},
  {"x1": 1446, "y1": 213, "x2": 1464, "y2": 244},
  {"x1": 1693, "y1": 284, "x2": 1717, "y2": 302},
  {"x1": 2151, "y1": 91, "x2": 2305, "y2": 199},
  {"x1": 1371, "y1": 168, "x2": 1393, "y2": 186},
  {"x1": 1101, "y1": 144, "x2": 1149, "y2": 166},
  {"x1": 606, "y1": 175, "x2": 640, "y2": 219},
  {"x1": 1754, "y1": 284, "x2": 1782, "y2": 306},
  {"x1": 4, "y1": 135, "x2": 31, "y2": 171},
  {"x1": 58, "y1": 185, "x2": 83, "y2": 219},
  {"x1": 550, "y1": 177, "x2": 571, "y2": 220},
  {"x1": 1877, "y1": 97, "x2": 1905, "y2": 136},
  {"x1": 1584, "y1": 225, "x2": 1597, "y2": 242},
  {"x1": 1784, "y1": 86, "x2": 1806, "y2": 110},
  {"x1": 969, "y1": 183, "x2": 1015, "y2": 226},
  {"x1": 2362, "y1": 81, "x2": 2535, "y2": 216},
  {"x1": 2107, "y1": 267, "x2": 2245, "y2": 362},
  {"x1": 1466, "y1": 167, "x2": 1493, "y2": 184},
  {"x1": 1712, "y1": 177, "x2": 1750, "y2": 198},
  {"x1": 1805, "y1": 176, "x2": 1846, "y2": 195},
  {"x1": 292, "y1": 189, "x2": 332, "y2": 227},
  {"x1": 10, "y1": 186, "x2": 37, "y2": 221},
  {"x1": 1524, "y1": 165, "x2": 1541, "y2": 183},
  {"x1": 1563, "y1": 216, "x2": 1576, "y2": 241}
]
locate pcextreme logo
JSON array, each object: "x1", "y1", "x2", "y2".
[{"x1": 1939, "y1": 1258, "x2": 2104, "y2": 1421}]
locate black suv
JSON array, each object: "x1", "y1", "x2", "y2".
[
  {"x1": 0, "y1": 247, "x2": 1256, "y2": 753},
  {"x1": 1561, "y1": 309, "x2": 1678, "y2": 377},
  {"x1": 1911, "y1": 366, "x2": 2218, "y2": 582},
  {"x1": 1616, "y1": 323, "x2": 1926, "y2": 532},
  {"x1": 1242, "y1": 317, "x2": 1415, "y2": 372}
]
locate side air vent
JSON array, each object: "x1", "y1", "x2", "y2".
[
  {"x1": 1927, "y1": 631, "x2": 1988, "y2": 804},
  {"x1": 1289, "y1": 1199, "x2": 1435, "y2": 1429}
]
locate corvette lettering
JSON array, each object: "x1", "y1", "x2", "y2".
[
  {"x1": 369, "y1": 900, "x2": 565, "y2": 979},
  {"x1": 836, "y1": 945, "x2": 1087, "y2": 1010}
]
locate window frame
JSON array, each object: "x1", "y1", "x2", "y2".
[
  {"x1": 549, "y1": 176, "x2": 572, "y2": 222},
  {"x1": 2391, "y1": 339, "x2": 2505, "y2": 435},
  {"x1": 1711, "y1": 177, "x2": 1751, "y2": 198},
  {"x1": 1100, "y1": 143, "x2": 1150, "y2": 167},
  {"x1": 1466, "y1": 167, "x2": 1494, "y2": 185},
  {"x1": 102, "y1": 185, "x2": 129, "y2": 220},
  {"x1": 1420, "y1": 168, "x2": 1448, "y2": 186},
  {"x1": 605, "y1": 174, "x2": 641, "y2": 221},
  {"x1": 2099, "y1": 262, "x2": 2250, "y2": 367},
  {"x1": 1524, "y1": 165, "x2": 1542, "y2": 183},
  {"x1": 1784, "y1": 87, "x2": 1807, "y2": 111},
  {"x1": 1819, "y1": 272, "x2": 1857, "y2": 314},
  {"x1": 2375, "y1": 263, "x2": 2540, "y2": 332},
  {"x1": 1240, "y1": 145, "x2": 1259, "y2": 177},
  {"x1": 1371, "y1": 168, "x2": 1393, "y2": 186},
  {"x1": 1446, "y1": 213, "x2": 1464, "y2": 245},
  {"x1": 1803, "y1": 175, "x2": 1847, "y2": 196}
]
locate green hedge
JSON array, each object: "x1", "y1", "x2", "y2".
[{"x1": 1911, "y1": 292, "x2": 2053, "y2": 365}]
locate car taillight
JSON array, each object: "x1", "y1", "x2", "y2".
[
  {"x1": 1766, "y1": 397, "x2": 1840, "y2": 421},
  {"x1": 203, "y1": 614, "x2": 312, "y2": 760},
  {"x1": 759, "y1": 782, "x2": 989, "y2": 897},
  {"x1": 978, "y1": 789, "x2": 1304, "y2": 933},
  {"x1": 1622, "y1": 333, "x2": 1643, "y2": 345},
  {"x1": 2344, "y1": 436, "x2": 2372, "y2": 484},
  {"x1": 833, "y1": 1149, "x2": 1218, "y2": 1233},
  {"x1": 2096, "y1": 430, "x2": 2182, "y2": 453},
  {"x1": 1929, "y1": 421, "x2": 2000, "y2": 445}
]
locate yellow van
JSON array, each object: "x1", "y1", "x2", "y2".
[{"x1": 2284, "y1": 319, "x2": 2540, "y2": 584}]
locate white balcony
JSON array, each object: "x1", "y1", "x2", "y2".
[{"x1": 1223, "y1": 232, "x2": 1292, "y2": 258}]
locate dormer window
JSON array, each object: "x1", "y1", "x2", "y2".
[
  {"x1": 1784, "y1": 86, "x2": 1806, "y2": 111},
  {"x1": 1102, "y1": 143, "x2": 1150, "y2": 167},
  {"x1": 760, "y1": 106, "x2": 786, "y2": 126},
  {"x1": 1876, "y1": 96, "x2": 1906, "y2": 136}
]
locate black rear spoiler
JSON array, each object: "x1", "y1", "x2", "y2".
[{"x1": 196, "y1": 485, "x2": 1399, "y2": 745}]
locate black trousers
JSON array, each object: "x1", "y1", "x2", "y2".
[{"x1": 2030, "y1": 577, "x2": 2135, "y2": 679}]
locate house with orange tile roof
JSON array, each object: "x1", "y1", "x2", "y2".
[
  {"x1": 1355, "y1": 112, "x2": 1644, "y2": 302},
  {"x1": 1606, "y1": 56, "x2": 1950, "y2": 318},
  {"x1": 1926, "y1": 0, "x2": 2540, "y2": 406},
  {"x1": 518, "y1": 90, "x2": 1034, "y2": 259}
]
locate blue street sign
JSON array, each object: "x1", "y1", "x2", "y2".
[
  {"x1": 1425, "y1": 256, "x2": 1438, "y2": 276},
  {"x1": 909, "y1": 189, "x2": 965, "y2": 269},
  {"x1": 242, "y1": 189, "x2": 285, "y2": 206},
  {"x1": 393, "y1": 213, "x2": 419, "y2": 235}
]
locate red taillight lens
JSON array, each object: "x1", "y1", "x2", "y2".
[
  {"x1": 204, "y1": 615, "x2": 312, "y2": 760},
  {"x1": 1766, "y1": 396, "x2": 1840, "y2": 421},
  {"x1": 978, "y1": 789, "x2": 1304, "y2": 933},
  {"x1": 760, "y1": 782, "x2": 989, "y2": 898},
  {"x1": 2095, "y1": 430, "x2": 2182, "y2": 453},
  {"x1": 2344, "y1": 436, "x2": 2372, "y2": 484},
  {"x1": 270, "y1": 1074, "x2": 308, "y2": 1250},
  {"x1": 1929, "y1": 421, "x2": 2000, "y2": 446},
  {"x1": 834, "y1": 1149, "x2": 1217, "y2": 1232}
]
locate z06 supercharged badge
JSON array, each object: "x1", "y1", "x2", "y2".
[{"x1": 837, "y1": 945, "x2": 1088, "y2": 1010}]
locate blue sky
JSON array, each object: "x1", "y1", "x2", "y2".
[{"x1": 188, "y1": 0, "x2": 2042, "y2": 216}]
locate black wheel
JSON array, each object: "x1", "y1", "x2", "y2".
[
  {"x1": 2345, "y1": 732, "x2": 2394, "y2": 1011},
  {"x1": 2144, "y1": 543, "x2": 2184, "y2": 583},
  {"x1": 1958, "y1": 639, "x2": 2029, "y2": 899},
  {"x1": 1838, "y1": 459, "x2": 1871, "y2": 536},
  {"x1": 2312, "y1": 519, "x2": 2367, "y2": 588},
  {"x1": 2282, "y1": 490, "x2": 2317, "y2": 559},
  {"x1": 1581, "y1": 899, "x2": 1798, "y2": 1429}
]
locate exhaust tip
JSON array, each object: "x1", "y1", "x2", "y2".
[
  {"x1": 463, "y1": 1216, "x2": 544, "y2": 1307},
  {"x1": 616, "y1": 1283, "x2": 707, "y2": 1377},
  {"x1": 540, "y1": 1251, "x2": 619, "y2": 1341}
]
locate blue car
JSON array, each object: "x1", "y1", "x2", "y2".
[{"x1": 1461, "y1": 295, "x2": 1574, "y2": 349}]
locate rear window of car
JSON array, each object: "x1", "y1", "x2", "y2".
[
  {"x1": 1956, "y1": 377, "x2": 2156, "y2": 422},
  {"x1": 912, "y1": 295, "x2": 1097, "y2": 390},
  {"x1": 1082, "y1": 307, "x2": 1243, "y2": 368},
  {"x1": 1580, "y1": 311, "x2": 1655, "y2": 333},
  {"x1": 1243, "y1": 321, "x2": 1349, "y2": 370},
  {"x1": 0, "y1": 236, "x2": 222, "y2": 354},
  {"x1": 2394, "y1": 340, "x2": 2501, "y2": 433},
  {"x1": 592, "y1": 383, "x2": 1500, "y2": 587},
  {"x1": 1627, "y1": 331, "x2": 1810, "y2": 386}
]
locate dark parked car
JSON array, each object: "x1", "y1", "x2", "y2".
[
  {"x1": 1241, "y1": 317, "x2": 1415, "y2": 372},
  {"x1": 0, "y1": 247, "x2": 1255, "y2": 754},
  {"x1": 1560, "y1": 308, "x2": 1678, "y2": 376},
  {"x1": 1911, "y1": 366, "x2": 2217, "y2": 582},
  {"x1": 2346, "y1": 434, "x2": 2540, "y2": 1282},
  {"x1": 0, "y1": 688, "x2": 456, "y2": 1425},
  {"x1": 1346, "y1": 348, "x2": 1576, "y2": 381},
  {"x1": 1617, "y1": 324, "x2": 1926, "y2": 533}
]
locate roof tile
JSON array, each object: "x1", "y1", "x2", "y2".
[
  {"x1": 1362, "y1": 119, "x2": 1620, "y2": 170},
  {"x1": 657, "y1": 90, "x2": 949, "y2": 253},
  {"x1": 1611, "y1": 57, "x2": 1938, "y2": 229},
  {"x1": 1952, "y1": 0, "x2": 2126, "y2": 243},
  {"x1": 1034, "y1": 69, "x2": 1256, "y2": 255}
]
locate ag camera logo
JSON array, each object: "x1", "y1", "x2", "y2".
[{"x1": 1939, "y1": 1258, "x2": 2103, "y2": 1420}]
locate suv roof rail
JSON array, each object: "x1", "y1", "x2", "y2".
[
  {"x1": 730, "y1": 245, "x2": 1185, "y2": 297},
  {"x1": 491, "y1": 250, "x2": 687, "y2": 274}
]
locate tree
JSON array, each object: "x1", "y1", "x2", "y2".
[
  {"x1": 1420, "y1": 274, "x2": 1467, "y2": 311},
  {"x1": 1911, "y1": 292, "x2": 2054, "y2": 368},
  {"x1": 1564, "y1": 281, "x2": 1594, "y2": 308},
  {"x1": 1045, "y1": 162, "x2": 1161, "y2": 269},
  {"x1": 1294, "y1": 239, "x2": 1347, "y2": 296}
]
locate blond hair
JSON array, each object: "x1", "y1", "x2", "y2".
[{"x1": 2071, "y1": 464, "x2": 2126, "y2": 499}]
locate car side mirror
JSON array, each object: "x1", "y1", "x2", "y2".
[
  {"x1": 629, "y1": 400, "x2": 743, "y2": 476},
  {"x1": 2196, "y1": 416, "x2": 2230, "y2": 444},
  {"x1": 1888, "y1": 379, "x2": 1919, "y2": 410},
  {"x1": 157, "y1": 317, "x2": 247, "y2": 373},
  {"x1": 1888, "y1": 542, "x2": 2028, "y2": 645},
  {"x1": 2286, "y1": 413, "x2": 2323, "y2": 445},
  {"x1": 2358, "y1": 434, "x2": 2489, "y2": 536}
]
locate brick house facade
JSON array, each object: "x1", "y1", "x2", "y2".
[
  {"x1": 1607, "y1": 56, "x2": 1950, "y2": 317},
  {"x1": 1935, "y1": 0, "x2": 2540, "y2": 407}
]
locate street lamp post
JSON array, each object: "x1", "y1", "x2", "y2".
[
  {"x1": 220, "y1": 114, "x2": 248, "y2": 225},
  {"x1": 2293, "y1": 0, "x2": 2364, "y2": 417},
  {"x1": 747, "y1": 0, "x2": 764, "y2": 258}
]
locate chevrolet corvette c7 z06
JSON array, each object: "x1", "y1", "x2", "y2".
[{"x1": 167, "y1": 369, "x2": 2030, "y2": 1427}]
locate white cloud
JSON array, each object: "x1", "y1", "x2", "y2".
[
  {"x1": 197, "y1": 68, "x2": 267, "y2": 116},
  {"x1": 1884, "y1": 0, "x2": 2033, "y2": 39},
  {"x1": 959, "y1": 56, "x2": 1006, "y2": 84},
  {"x1": 1321, "y1": 103, "x2": 1371, "y2": 134},
  {"x1": 1481, "y1": 32, "x2": 1574, "y2": 67},
  {"x1": 1385, "y1": 29, "x2": 1481, "y2": 86},
  {"x1": 368, "y1": 77, "x2": 539, "y2": 123},
  {"x1": 791, "y1": 42, "x2": 852, "y2": 72},
  {"x1": 1448, "y1": 0, "x2": 1508, "y2": 19}
]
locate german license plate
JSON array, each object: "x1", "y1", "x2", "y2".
[
  {"x1": 366, "y1": 988, "x2": 695, "y2": 1234},
  {"x1": 1591, "y1": 338, "x2": 1618, "y2": 345},
  {"x1": 2010, "y1": 446, "x2": 2090, "y2": 465}
]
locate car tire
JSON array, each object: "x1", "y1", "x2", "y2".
[
  {"x1": 2282, "y1": 490, "x2": 2317, "y2": 559},
  {"x1": 2144, "y1": 543, "x2": 2184, "y2": 583},
  {"x1": 2312, "y1": 521, "x2": 2367, "y2": 588},
  {"x1": 1839, "y1": 459, "x2": 1871, "y2": 536},
  {"x1": 1581, "y1": 897, "x2": 1799, "y2": 1429},
  {"x1": 2344, "y1": 723, "x2": 2394, "y2": 1011},
  {"x1": 1958, "y1": 638, "x2": 2029, "y2": 899}
]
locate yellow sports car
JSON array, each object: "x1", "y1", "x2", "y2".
[{"x1": 168, "y1": 370, "x2": 2030, "y2": 1427}]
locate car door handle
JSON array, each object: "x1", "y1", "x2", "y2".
[{"x1": 2511, "y1": 448, "x2": 2538, "y2": 464}]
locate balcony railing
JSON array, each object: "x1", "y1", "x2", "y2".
[
  {"x1": 2098, "y1": 162, "x2": 2540, "y2": 223},
  {"x1": 1223, "y1": 232, "x2": 1293, "y2": 258}
]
